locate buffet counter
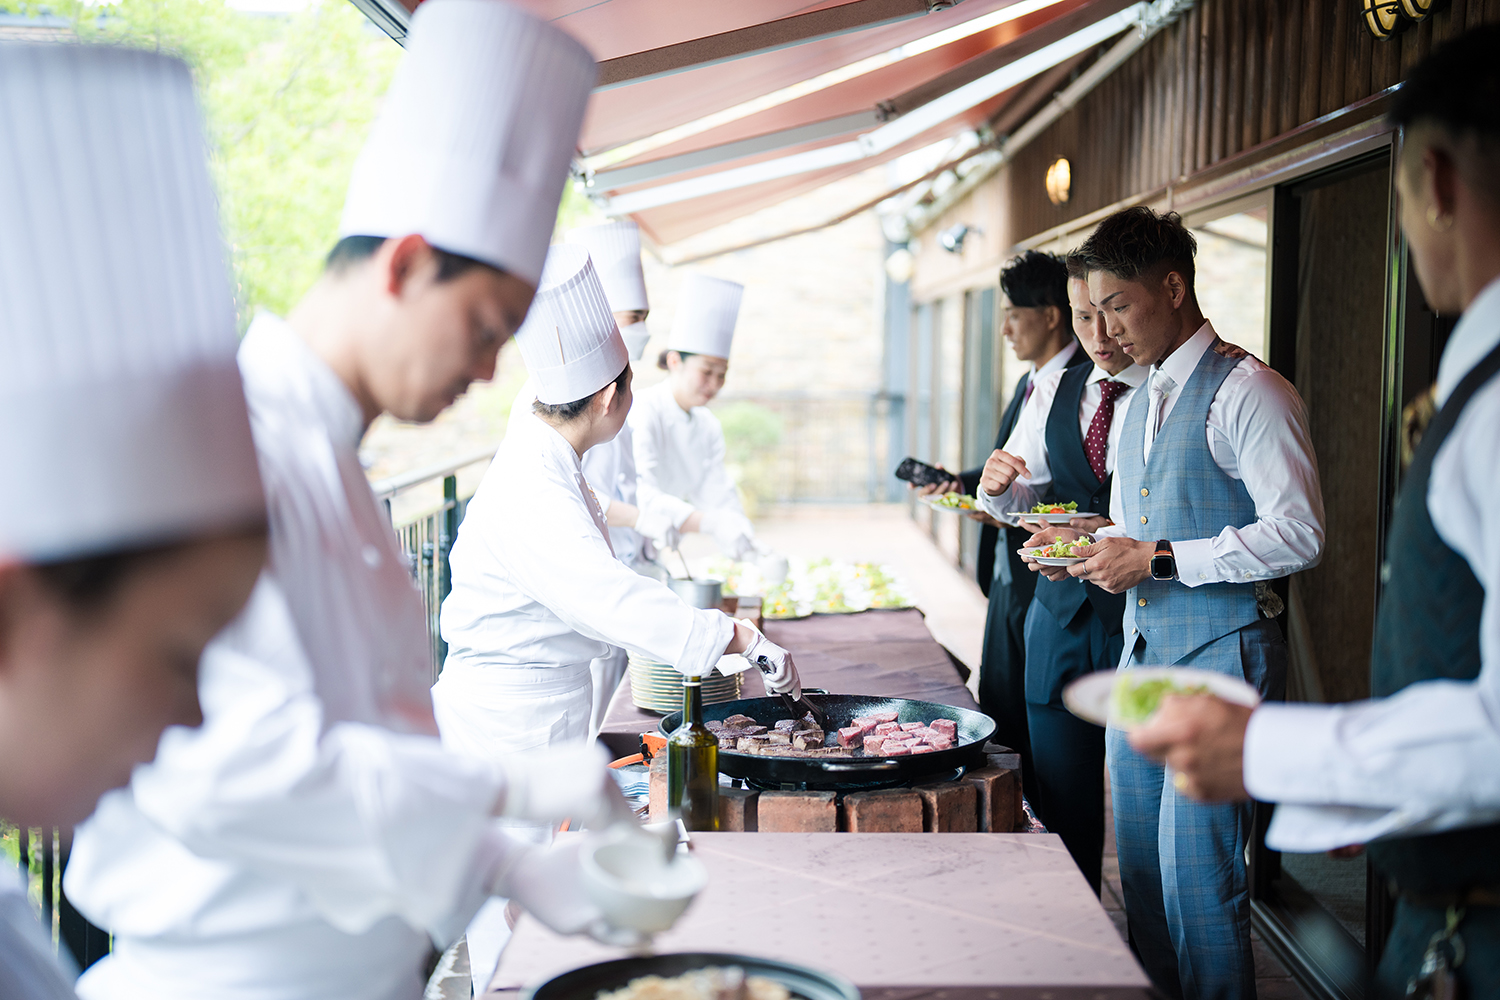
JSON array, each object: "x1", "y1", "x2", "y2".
[
  {"x1": 485, "y1": 832, "x2": 1151, "y2": 998},
  {"x1": 597, "y1": 609, "x2": 979, "y2": 759}
]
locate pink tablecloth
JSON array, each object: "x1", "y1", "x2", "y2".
[{"x1": 597, "y1": 609, "x2": 980, "y2": 758}]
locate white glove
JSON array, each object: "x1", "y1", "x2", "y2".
[
  {"x1": 494, "y1": 744, "x2": 636, "y2": 830},
  {"x1": 491, "y1": 837, "x2": 646, "y2": 947},
  {"x1": 634, "y1": 494, "x2": 694, "y2": 550},
  {"x1": 755, "y1": 546, "x2": 789, "y2": 587},
  {"x1": 701, "y1": 509, "x2": 756, "y2": 561},
  {"x1": 738, "y1": 618, "x2": 801, "y2": 698}
]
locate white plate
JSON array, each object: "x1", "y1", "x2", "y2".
[
  {"x1": 1006, "y1": 510, "x2": 1101, "y2": 524},
  {"x1": 1018, "y1": 545, "x2": 1088, "y2": 567},
  {"x1": 919, "y1": 494, "x2": 980, "y2": 513},
  {"x1": 1063, "y1": 667, "x2": 1262, "y2": 730}
]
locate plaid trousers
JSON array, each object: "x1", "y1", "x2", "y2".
[{"x1": 1107, "y1": 620, "x2": 1285, "y2": 1000}]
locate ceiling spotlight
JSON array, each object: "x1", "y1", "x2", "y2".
[
  {"x1": 940, "y1": 223, "x2": 979, "y2": 253},
  {"x1": 1046, "y1": 157, "x2": 1071, "y2": 205}
]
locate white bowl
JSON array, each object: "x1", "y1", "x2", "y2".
[{"x1": 580, "y1": 831, "x2": 708, "y2": 934}]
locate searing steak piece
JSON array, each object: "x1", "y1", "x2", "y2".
[
  {"x1": 736, "y1": 736, "x2": 771, "y2": 753},
  {"x1": 773, "y1": 719, "x2": 797, "y2": 732},
  {"x1": 874, "y1": 722, "x2": 902, "y2": 735},
  {"x1": 766, "y1": 731, "x2": 791, "y2": 745},
  {"x1": 705, "y1": 720, "x2": 725, "y2": 732},
  {"x1": 793, "y1": 714, "x2": 821, "y2": 733},
  {"x1": 792, "y1": 731, "x2": 825, "y2": 750},
  {"x1": 862, "y1": 734, "x2": 887, "y2": 754},
  {"x1": 723, "y1": 714, "x2": 757, "y2": 728},
  {"x1": 899, "y1": 722, "x2": 923, "y2": 732},
  {"x1": 930, "y1": 719, "x2": 958, "y2": 739},
  {"x1": 837, "y1": 726, "x2": 866, "y2": 748},
  {"x1": 737, "y1": 725, "x2": 768, "y2": 737},
  {"x1": 883, "y1": 743, "x2": 912, "y2": 757},
  {"x1": 910, "y1": 745, "x2": 937, "y2": 754},
  {"x1": 927, "y1": 735, "x2": 954, "y2": 751},
  {"x1": 869, "y1": 711, "x2": 899, "y2": 724}
]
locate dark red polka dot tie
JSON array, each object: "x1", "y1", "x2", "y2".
[{"x1": 1085, "y1": 380, "x2": 1127, "y2": 483}]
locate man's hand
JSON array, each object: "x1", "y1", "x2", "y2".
[
  {"x1": 1067, "y1": 536, "x2": 1153, "y2": 592},
  {"x1": 1019, "y1": 522, "x2": 1081, "y2": 580},
  {"x1": 966, "y1": 510, "x2": 1003, "y2": 528},
  {"x1": 912, "y1": 464, "x2": 963, "y2": 497},
  {"x1": 1069, "y1": 515, "x2": 1113, "y2": 532},
  {"x1": 1129, "y1": 694, "x2": 1253, "y2": 802},
  {"x1": 978, "y1": 450, "x2": 1030, "y2": 497}
]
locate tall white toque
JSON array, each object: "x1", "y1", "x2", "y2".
[
  {"x1": 666, "y1": 273, "x2": 743, "y2": 360},
  {"x1": 0, "y1": 44, "x2": 263, "y2": 562},
  {"x1": 338, "y1": 0, "x2": 596, "y2": 288},
  {"x1": 516, "y1": 246, "x2": 630, "y2": 405},
  {"x1": 568, "y1": 220, "x2": 650, "y2": 360}
]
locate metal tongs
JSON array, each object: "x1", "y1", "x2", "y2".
[{"x1": 753, "y1": 655, "x2": 827, "y2": 730}]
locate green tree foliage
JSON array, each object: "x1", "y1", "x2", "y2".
[{"x1": 37, "y1": 0, "x2": 402, "y2": 325}]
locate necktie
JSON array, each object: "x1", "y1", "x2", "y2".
[
  {"x1": 1084, "y1": 379, "x2": 1127, "y2": 482},
  {"x1": 1022, "y1": 375, "x2": 1035, "y2": 404},
  {"x1": 1145, "y1": 370, "x2": 1176, "y2": 457}
]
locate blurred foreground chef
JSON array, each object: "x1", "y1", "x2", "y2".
[
  {"x1": 64, "y1": 6, "x2": 643, "y2": 1000},
  {"x1": 1130, "y1": 27, "x2": 1500, "y2": 997},
  {"x1": 631, "y1": 274, "x2": 769, "y2": 563},
  {"x1": 0, "y1": 43, "x2": 267, "y2": 1000}
]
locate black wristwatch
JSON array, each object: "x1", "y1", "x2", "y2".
[{"x1": 1150, "y1": 539, "x2": 1176, "y2": 581}]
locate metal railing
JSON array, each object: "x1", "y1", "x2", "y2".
[{"x1": 371, "y1": 445, "x2": 496, "y2": 682}]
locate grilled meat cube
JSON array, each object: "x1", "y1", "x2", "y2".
[
  {"x1": 765, "y1": 731, "x2": 792, "y2": 745},
  {"x1": 792, "y1": 731, "x2": 825, "y2": 750},
  {"x1": 773, "y1": 719, "x2": 797, "y2": 732},
  {"x1": 723, "y1": 714, "x2": 757, "y2": 728}
]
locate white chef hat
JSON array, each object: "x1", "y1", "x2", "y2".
[
  {"x1": 568, "y1": 221, "x2": 648, "y2": 313},
  {"x1": 338, "y1": 0, "x2": 596, "y2": 288},
  {"x1": 0, "y1": 44, "x2": 262, "y2": 562},
  {"x1": 666, "y1": 274, "x2": 743, "y2": 360},
  {"x1": 516, "y1": 246, "x2": 630, "y2": 405}
]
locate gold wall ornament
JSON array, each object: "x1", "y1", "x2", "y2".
[
  {"x1": 1360, "y1": 0, "x2": 1401, "y2": 38},
  {"x1": 1045, "y1": 157, "x2": 1072, "y2": 206}
]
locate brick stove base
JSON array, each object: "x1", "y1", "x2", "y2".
[{"x1": 648, "y1": 747, "x2": 1025, "y2": 833}]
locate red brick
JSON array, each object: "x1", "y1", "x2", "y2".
[
  {"x1": 718, "y1": 787, "x2": 759, "y2": 831},
  {"x1": 757, "y1": 791, "x2": 838, "y2": 832},
  {"x1": 915, "y1": 781, "x2": 978, "y2": 832},
  {"x1": 965, "y1": 765, "x2": 1022, "y2": 832},
  {"x1": 843, "y1": 789, "x2": 923, "y2": 833},
  {"x1": 648, "y1": 752, "x2": 669, "y2": 823}
]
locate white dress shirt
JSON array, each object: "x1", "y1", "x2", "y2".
[
  {"x1": 1245, "y1": 278, "x2": 1500, "y2": 852},
  {"x1": 629, "y1": 381, "x2": 745, "y2": 520},
  {"x1": 0, "y1": 870, "x2": 76, "y2": 1000},
  {"x1": 978, "y1": 361, "x2": 1148, "y2": 522},
  {"x1": 66, "y1": 316, "x2": 521, "y2": 1000},
  {"x1": 1097, "y1": 322, "x2": 1326, "y2": 588}
]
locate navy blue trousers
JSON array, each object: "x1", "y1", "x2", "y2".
[{"x1": 1023, "y1": 597, "x2": 1120, "y2": 897}]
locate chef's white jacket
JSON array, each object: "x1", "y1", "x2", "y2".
[
  {"x1": 1, "y1": 870, "x2": 76, "y2": 1000},
  {"x1": 629, "y1": 381, "x2": 745, "y2": 522},
  {"x1": 438, "y1": 408, "x2": 734, "y2": 703},
  {"x1": 64, "y1": 316, "x2": 522, "y2": 1000},
  {"x1": 1244, "y1": 278, "x2": 1500, "y2": 852}
]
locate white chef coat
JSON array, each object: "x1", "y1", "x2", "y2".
[
  {"x1": 0, "y1": 870, "x2": 76, "y2": 1000},
  {"x1": 1095, "y1": 322, "x2": 1326, "y2": 588},
  {"x1": 65, "y1": 315, "x2": 520, "y2": 1000},
  {"x1": 1244, "y1": 277, "x2": 1500, "y2": 852},
  {"x1": 629, "y1": 381, "x2": 745, "y2": 523},
  {"x1": 977, "y1": 362, "x2": 1148, "y2": 523},
  {"x1": 436, "y1": 406, "x2": 735, "y2": 759}
]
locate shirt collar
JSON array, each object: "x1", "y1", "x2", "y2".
[
  {"x1": 1154, "y1": 320, "x2": 1218, "y2": 390},
  {"x1": 1437, "y1": 276, "x2": 1500, "y2": 406},
  {"x1": 1088, "y1": 362, "x2": 1149, "y2": 388},
  {"x1": 1033, "y1": 340, "x2": 1080, "y2": 381},
  {"x1": 515, "y1": 405, "x2": 584, "y2": 473},
  {"x1": 246, "y1": 313, "x2": 364, "y2": 451}
]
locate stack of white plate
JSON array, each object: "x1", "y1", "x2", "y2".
[{"x1": 628, "y1": 653, "x2": 742, "y2": 714}]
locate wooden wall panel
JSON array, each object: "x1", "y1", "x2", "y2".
[{"x1": 1001, "y1": 0, "x2": 1498, "y2": 245}]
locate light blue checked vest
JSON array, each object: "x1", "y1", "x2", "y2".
[{"x1": 1118, "y1": 344, "x2": 1259, "y2": 665}]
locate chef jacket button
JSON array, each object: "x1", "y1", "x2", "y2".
[
  {"x1": 1244, "y1": 571, "x2": 1254, "y2": 579},
  {"x1": 1140, "y1": 488, "x2": 1149, "y2": 497},
  {"x1": 1198, "y1": 573, "x2": 1207, "y2": 581},
  {"x1": 1139, "y1": 515, "x2": 1148, "y2": 524},
  {"x1": 362, "y1": 544, "x2": 382, "y2": 568},
  {"x1": 1138, "y1": 597, "x2": 1148, "y2": 606}
]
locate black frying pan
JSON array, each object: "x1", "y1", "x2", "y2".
[
  {"x1": 522, "y1": 953, "x2": 860, "y2": 1000},
  {"x1": 660, "y1": 694, "x2": 996, "y2": 789}
]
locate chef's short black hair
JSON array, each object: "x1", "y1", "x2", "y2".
[
  {"x1": 656, "y1": 349, "x2": 696, "y2": 371},
  {"x1": 1076, "y1": 207, "x2": 1197, "y2": 293},
  {"x1": 532, "y1": 363, "x2": 631, "y2": 422},
  {"x1": 999, "y1": 250, "x2": 1069, "y2": 310},
  {"x1": 1390, "y1": 24, "x2": 1500, "y2": 203},
  {"x1": 32, "y1": 524, "x2": 267, "y2": 614},
  {"x1": 1064, "y1": 251, "x2": 1090, "y2": 281},
  {"x1": 325, "y1": 235, "x2": 496, "y2": 282}
]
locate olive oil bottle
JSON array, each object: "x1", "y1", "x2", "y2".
[{"x1": 667, "y1": 675, "x2": 720, "y2": 831}]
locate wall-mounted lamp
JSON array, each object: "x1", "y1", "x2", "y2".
[
  {"x1": 885, "y1": 247, "x2": 916, "y2": 283},
  {"x1": 1045, "y1": 157, "x2": 1072, "y2": 206},
  {"x1": 1360, "y1": 0, "x2": 1434, "y2": 39},
  {"x1": 939, "y1": 223, "x2": 981, "y2": 253}
]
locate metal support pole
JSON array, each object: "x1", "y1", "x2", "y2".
[{"x1": 436, "y1": 473, "x2": 459, "y2": 669}]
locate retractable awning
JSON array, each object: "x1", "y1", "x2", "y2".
[{"x1": 346, "y1": 0, "x2": 1161, "y2": 249}]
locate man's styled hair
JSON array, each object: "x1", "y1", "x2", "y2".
[
  {"x1": 1064, "y1": 251, "x2": 1090, "y2": 282},
  {"x1": 999, "y1": 250, "x2": 1069, "y2": 310},
  {"x1": 1076, "y1": 207, "x2": 1197, "y2": 292},
  {"x1": 1390, "y1": 24, "x2": 1500, "y2": 203},
  {"x1": 532, "y1": 363, "x2": 631, "y2": 421},
  {"x1": 324, "y1": 235, "x2": 497, "y2": 282}
]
